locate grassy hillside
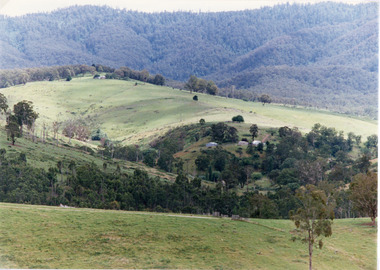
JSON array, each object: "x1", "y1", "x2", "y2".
[
  {"x1": 0, "y1": 203, "x2": 376, "y2": 269},
  {"x1": 0, "y1": 76, "x2": 376, "y2": 146},
  {"x1": 0, "y1": 125, "x2": 177, "y2": 182}
]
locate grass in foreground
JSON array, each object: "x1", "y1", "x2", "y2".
[{"x1": 0, "y1": 203, "x2": 376, "y2": 269}]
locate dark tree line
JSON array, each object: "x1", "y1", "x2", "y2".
[
  {"x1": 0, "y1": 152, "x2": 279, "y2": 217},
  {"x1": 0, "y1": 148, "x2": 375, "y2": 220}
]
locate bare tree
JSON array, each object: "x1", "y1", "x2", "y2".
[
  {"x1": 62, "y1": 118, "x2": 91, "y2": 142},
  {"x1": 75, "y1": 124, "x2": 90, "y2": 141},
  {"x1": 62, "y1": 119, "x2": 76, "y2": 143},
  {"x1": 41, "y1": 121, "x2": 47, "y2": 143},
  {"x1": 52, "y1": 121, "x2": 61, "y2": 146}
]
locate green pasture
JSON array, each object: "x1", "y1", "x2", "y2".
[
  {"x1": 0, "y1": 203, "x2": 376, "y2": 269},
  {"x1": 1, "y1": 77, "x2": 376, "y2": 145}
]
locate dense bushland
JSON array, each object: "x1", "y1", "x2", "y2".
[
  {"x1": 0, "y1": 2, "x2": 377, "y2": 117},
  {"x1": 1, "y1": 122, "x2": 376, "y2": 219}
]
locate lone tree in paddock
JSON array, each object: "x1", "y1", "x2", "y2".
[
  {"x1": 232, "y1": 115, "x2": 244, "y2": 123},
  {"x1": 289, "y1": 185, "x2": 334, "y2": 270},
  {"x1": 259, "y1": 94, "x2": 271, "y2": 105}
]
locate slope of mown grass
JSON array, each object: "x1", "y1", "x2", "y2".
[
  {"x1": 0, "y1": 203, "x2": 376, "y2": 269},
  {"x1": 0, "y1": 76, "x2": 376, "y2": 145}
]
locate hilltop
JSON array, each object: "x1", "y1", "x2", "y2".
[
  {"x1": 0, "y1": 2, "x2": 378, "y2": 117},
  {"x1": 0, "y1": 76, "x2": 376, "y2": 145}
]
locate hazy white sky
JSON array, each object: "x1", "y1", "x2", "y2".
[{"x1": 0, "y1": 0, "x2": 376, "y2": 16}]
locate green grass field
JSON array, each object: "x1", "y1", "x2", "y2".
[
  {"x1": 1, "y1": 76, "x2": 376, "y2": 145},
  {"x1": 0, "y1": 203, "x2": 376, "y2": 269}
]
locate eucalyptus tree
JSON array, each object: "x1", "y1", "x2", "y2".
[
  {"x1": 349, "y1": 172, "x2": 377, "y2": 226},
  {"x1": 289, "y1": 185, "x2": 334, "y2": 270},
  {"x1": 13, "y1": 100, "x2": 38, "y2": 136}
]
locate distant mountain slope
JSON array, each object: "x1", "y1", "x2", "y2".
[
  {"x1": 216, "y1": 65, "x2": 376, "y2": 116},
  {"x1": 0, "y1": 2, "x2": 377, "y2": 116},
  {"x1": 212, "y1": 19, "x2": 378, "y2": 76}
]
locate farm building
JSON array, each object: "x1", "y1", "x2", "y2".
[
  {"x1": 252, "y1": 140, "x2": 261, "y2": 146},
  {"x1": 238, "y1": 141, "x2": 249, "y2": 146},
  {"x1": 206, "y1": 142, "x2": 218, "y2": 148}
]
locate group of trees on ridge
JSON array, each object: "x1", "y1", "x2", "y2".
[
  {"x1": 0, "y1": 64, "x2": 99, "y2": 88},
  {"x1": 184, "y1": 75, "x2": 218, "y2": 95},
  {"x1": 0, "y1": 64, "x2": 166, "y2": 88}
]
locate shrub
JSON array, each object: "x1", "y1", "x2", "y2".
[
  {"x1": 232, "y1": 115, "x2": 244, "y2": 122},
  {"x1": 251, "y1": 172, "x2": 263, "y2": 180}
]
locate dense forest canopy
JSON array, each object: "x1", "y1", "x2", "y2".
[{"x1": 0, "y1": 2, "x2": 378, "y2": 117}]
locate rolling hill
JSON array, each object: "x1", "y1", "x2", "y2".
[{"x1": 0, "y1": 76, "x2": 376, "y2": 145}]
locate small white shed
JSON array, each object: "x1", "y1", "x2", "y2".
[
  {"x1": 206, "y1": 142, "x2": 218, "y2": 148},
  {"x1": 238, "y1": 141, "x2": 249, "y2": 146}
]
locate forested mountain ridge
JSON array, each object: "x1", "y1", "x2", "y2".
[{"x1": 0, "y1": 2, "x2": 378, "y2": 116}]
